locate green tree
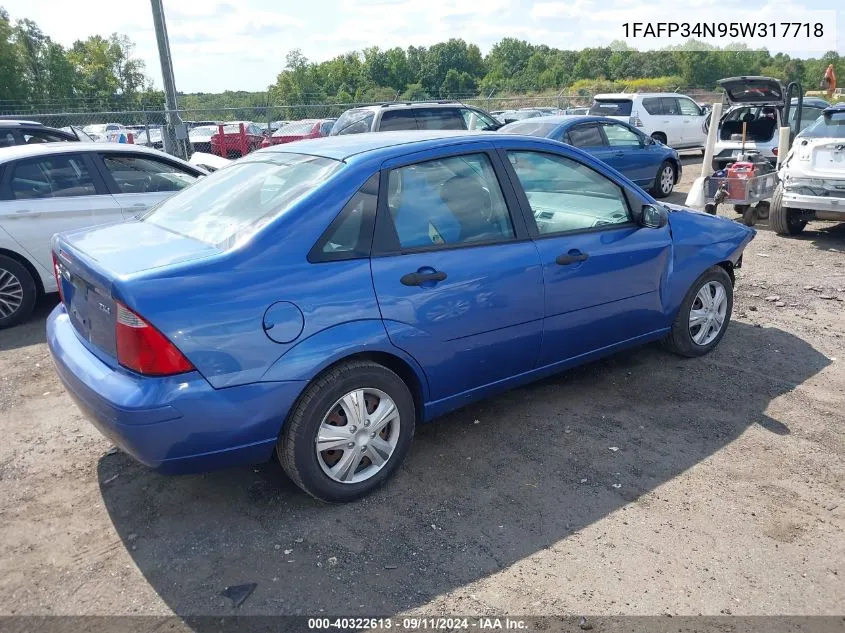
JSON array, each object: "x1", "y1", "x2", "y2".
[{"x1": 0, "y1": 8, "x2": 27, "y2": 103}]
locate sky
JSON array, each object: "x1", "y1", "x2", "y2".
[{"x1": 2, "y1": 0, "x2": 841, "y2": 93}]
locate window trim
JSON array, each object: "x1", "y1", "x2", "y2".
[
  {"x1": 308, "y1": 172, "x2": 379, "y2": 263},
  {"x1": 92, "y1": 151, "x2": 204, "y2": 195},
  {"x1": 496, "y1": 147, "x2": 639, "y2": 240},
  {"x1": 371, "y1": 148, "x2": 529, "y2": 257},
  {"x1": 0, "y1": 151, "x2": 110, "y2": 201}
]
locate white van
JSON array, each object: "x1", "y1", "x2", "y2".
[{"x1": 589, "y1": 93, "x2": 708, "y2": 151}]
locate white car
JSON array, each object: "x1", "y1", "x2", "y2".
[
  {"x1": 770, "y1": 105, "x2": 845, "y2": 235},
  {"x1": 711, "y1": 76, "x2": 830, "y2": 170},
  {"x1": 0, "y1": 143, "x2": 206, "y2": 328},
  {"x1": 589, "y1": 92, "x2": 708, "y2": 151}
]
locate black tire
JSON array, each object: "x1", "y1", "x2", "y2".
[
  {"x1": 651, "y1": 132, "x2": 667, "y2": 145},
  {"x1": 651, "y1": 160, "x2": 676, "y2": 198},
  {"x1": 0, "y1": 255, "x2": 37, "y2": 330},
  {"x1": 769, "y1": 183, "x2": 807, "y2": 235},
  {"x1": 742, "y1": 206, "x2": 756, "y2": 227},
  {"x1": 662, "y1": 266, "x2": 733, "y2": 358},
  {"x1": 278, "y1": 360, "x2": 415, "y2": 503},
  {"x1": 733, "y1": 204, "x2": 749, "y2": 215}
]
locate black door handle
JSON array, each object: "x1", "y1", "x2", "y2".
[
  {"x1": 614, "y1": 151, "x2": 625, "y2": 157},
  {"x1": 555, "y1": 252, "x2": 589, "y2": 265},
  {"x1": 400, "y1": 270, "x2": 447, "y2": 286}
]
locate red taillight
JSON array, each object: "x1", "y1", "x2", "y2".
[
  {"x1": 116, "y1": 303, "x2": 194, "y2": 376},
  {"x1": 52, "y1": 252, "x2": 64, "y2": 303}
]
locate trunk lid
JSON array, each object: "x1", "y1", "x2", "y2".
[
  {"x1": 718, "y1": 76, "x2": 785, "y2": 105},
  {"x1": 810, "y1": 142, "x2": 845, "y2": 175},
  {"x1": 53, "y1": 221, "x2": 218, "y2": 360}
]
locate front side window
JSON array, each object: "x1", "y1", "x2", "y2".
[
  {"x1": 386, "y1": 153, "x2": 513, "y2": 249},
  {"x1": 566, "y1": 124, "x2": 605, "y2": 148},
  {"x1": 678, "y1": 98, "x2": 701, "y2": 116},
  {"x1": 10, "y1": 155, "x2": 96, "y2": 200},
  {"x1": 103, "y1": 154, "x2": 199, "y2": 194},
  {"x1": 601, "y1": 123, "x2": 642, "y2": 147},
  {"x1": 507, "y1": 151, "x2": 631, "y2": 235},
  {"x1": 140, "y1": 153, "x2": 343, "y2": 249}
]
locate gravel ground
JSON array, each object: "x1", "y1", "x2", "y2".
[{"x1": 0, "y1": 154, "x2": 843, "y2": 621}]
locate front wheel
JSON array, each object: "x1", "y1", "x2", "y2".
[
  {"x1": 651, "y1": 160, "x2": 676, "y2": 198},
  {"x1": 278, "y1": 360, "x2": 415, "y2": 502},
  {"x1": 663, "y1": 266, "x2": 733, "y2": 358},
  {"x1": 0, "y1": 255, "x2": 37, "y2": 330}
]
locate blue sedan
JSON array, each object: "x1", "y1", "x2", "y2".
[
  {"x1": 500, "y1": 115, "x2": 682, "y2": 198},
  {"x1": 47, "y1": 131, "x2": 753, "y2": 502}
]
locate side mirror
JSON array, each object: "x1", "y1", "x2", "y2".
[
  {"x1": 639, "y1": 204, "x2": 668, "y2": 228},
  {"x1": 644, "y1": 136, "x2": 654, "y2": 146}
]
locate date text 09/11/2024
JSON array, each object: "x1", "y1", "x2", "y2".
[
  {"x1": 622, "y1": 22, "x2": 824, "y2": 38},
  {"x1": 307, "y1": 617, "x2": 529, "y2": 630}
]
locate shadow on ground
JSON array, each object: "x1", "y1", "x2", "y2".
[
  {"x1": 0, "y1": 293, "x2": 56, "y2": 353},
  {"x1": 97, "y1": 321, "x2": 829, "y2": 620}
]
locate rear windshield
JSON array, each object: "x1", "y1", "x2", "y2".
[
  {"x1": 221, "y1": 123, "x2": 251, "y2": 133},
  {"x1": 140, "y1": 153, "x2": 343, "y2": 249},
  {"x1": 799, "y1": 112, "x2": 845, "y2": 139},
  {"x1": 274, "y1": 121, "x2": 317, "y2": 136},
  {"x1": 499, "y1": 120, "x2": 560, "y2": 137},
  {"x1": 589, "y1": 99, "x2": 633, "y2": 116}
]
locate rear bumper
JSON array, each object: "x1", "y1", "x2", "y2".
[
  {"x1": 782, "y1": 191, "x2": 845, "y2": 215},
  {"x1": 47, "y1": 305, "x2": 305, "y2": 474}
]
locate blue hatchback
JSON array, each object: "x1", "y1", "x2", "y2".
[
  {"x1": 499, "y1": 115, "x2": 682, "y2": 198},
  {"x1": 47, "y1": 131, "x2": 753, "y2": 502}
]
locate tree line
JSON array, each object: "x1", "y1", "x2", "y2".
[{"x1": 1, "y1": 5, "x2": 840, "y2": 116}]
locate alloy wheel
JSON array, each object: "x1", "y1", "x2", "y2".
[
  {"x1": 688, "y1": 280, "x2": 728, "y2": 346},
  {"x1": 0, "y1": 268, "x2": 24, "y2": 319}
]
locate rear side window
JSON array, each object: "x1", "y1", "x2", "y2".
[
  {"x1": 310, "y1": 173, "x2": 379, "y2": 261},
  {"x1": 379, "y1": 110, "x2": 419, "y2": 131},
  {"x1": 385, "y1": 153, "x2": 513, "y2": 249},
  {"x1": 102, "y1": 154, "x2": 198, "y2": 194},
  {"x1": 140, "y1": 153, "x2": 343, "y2": 249},
  {"x1": 413, "y1": 108, "x2": 467, "y2": 131},
  {"x1": 661, "y1": 97, "x2": 680, "y2": 115},
  {"x1": 589, "y1": 99, "x2": 633, "y2": 116},
  {"x1": 566, "y1": 124, "x2": 605, "y2": 147},
  {"x1": 641, "y1": 97, "x2": 664, "y2": 115},
  {"x1": 10, "y1": 155, "x2": 96, "y2": 200}
]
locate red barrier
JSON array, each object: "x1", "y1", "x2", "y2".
[
  {"x1": 218, "y1": 124, "x2": 226, "y2": 157},
  {"x1": 239, "y1": 123, "x2": 248, "y2": 156}
]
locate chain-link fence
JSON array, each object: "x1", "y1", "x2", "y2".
[{"x1": 1, "y1": 90, "x2": 723, "y2": 161}]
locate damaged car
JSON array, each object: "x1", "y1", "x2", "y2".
[
  {"x1": 771, "y1": 104, "x2": 845, "y2": 235},
  {"x1": 711, "y1": 76, "x2": 828, "y2": 170}
]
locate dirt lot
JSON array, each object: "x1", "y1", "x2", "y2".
[{"x1": 0, "y1": 153, "x2": 843, "y2": 621}]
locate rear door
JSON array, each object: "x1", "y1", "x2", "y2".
[
  {"x1": 94, "y1": 152, "x2": 201, "y2": 216},
  {"x1": 369, "y1": 143, "x2": 544, "y2": 402},
  {"x1": 0, "y1": 152, "x2": 121, "y2": 272},
  {"x1": 500, "y1": 144, "x2": 671, "y2": 366},
  {"x1": 659, "y1": 97, "x2": 685, "y2": 147}
]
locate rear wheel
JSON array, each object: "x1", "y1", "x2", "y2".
[
  {"x1": 0, "y1": 255, "x2": 37, "y2": 330},
  {"x1": 278, "y1": 360, "x2": 415, "y2": 502},
  {"x1": 769, "y1": 183, "x2": 807, "y2": 235},
  {"x1": 663, "y1": 266, "x2": 733, "y2": 358},
  {"x1": 651, "y1": 160, "x2": 676, "y2": 198}
]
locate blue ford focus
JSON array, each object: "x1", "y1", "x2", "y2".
[
  {"x1": 47, "y1": 131, "x2": 753, "y2": 502},
  {"x1": 499, "y1": 115, "x2": 682, "y2": 198}
]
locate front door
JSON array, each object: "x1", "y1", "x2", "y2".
[
  {"x1": 597, "y1": 121, "x2": 655, "y2": 185},
  {"x1": 501, "y1": 147, "x2": 672, "y2": 367},
  {"x1": 370, "y1": 147, "x2": 544, "y2": 402}
]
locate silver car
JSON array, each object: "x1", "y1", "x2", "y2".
[{"x1": 0, "y1": 143, "x2": 206, "y2": 328}]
